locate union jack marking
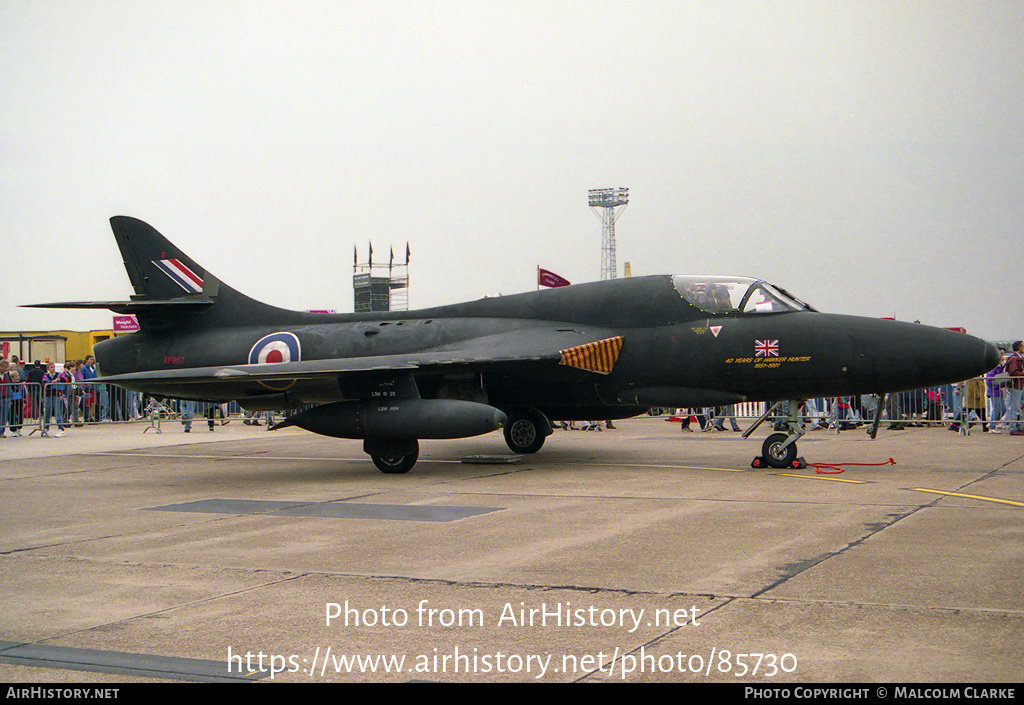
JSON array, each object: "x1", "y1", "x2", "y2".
[
  {"x1": 755, "y1": 339, "x2": 779, "y2": 357},
  {"x1": 153, "y1": 259, "x2": 204, "y2": 293}
]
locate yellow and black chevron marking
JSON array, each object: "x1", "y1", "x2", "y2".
[{"x1": 559, "y1": 336, "x2": 624, "y2": 374}]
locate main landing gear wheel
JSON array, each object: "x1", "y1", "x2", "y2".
[
  {"x1": 372, "y1": 452, "x2": 418, "y2": 474},
  {"x1": 366, "y1": 438, "x2": 419, "y2": 474},
  {"x1": 504, "y1": 409, "x2": 547, "y2": 454},
  {"x1": 761, "y1": 432, "x2": 797, "y2": 469}
]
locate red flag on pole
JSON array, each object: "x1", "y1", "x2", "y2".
[{"x1": 538, "y1": 268, "x2": 570, "y2": 288}]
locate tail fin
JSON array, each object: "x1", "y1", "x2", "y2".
[
  {"x1": 24, "y1": 216, "x2": 297, "y2": 332},
  {"x1": 108, "y1": 216, "x2": 296, "y2": 330},
  {"x1": 111, "y1": 216, "x2": 215, "y2": 300}
]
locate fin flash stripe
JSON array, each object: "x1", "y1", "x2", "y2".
[
  {"x1": 153, "y1": 258, "x2": 204, "y2": 294},
  {"x1": 559, "y1": 336, "x2": 624, "y2": 374}
]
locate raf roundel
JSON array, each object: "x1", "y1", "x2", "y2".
[{"x1": 249, "y1": 332, "x2": 301, "y2": 365}]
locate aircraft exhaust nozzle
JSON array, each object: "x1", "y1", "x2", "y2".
[{"x1": 270, "y1": 399, "x2": 507, "y2": 440}]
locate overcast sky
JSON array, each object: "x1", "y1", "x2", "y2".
[{"x1": 3, "y1": 1, "x2": 1022, "y2": 340}]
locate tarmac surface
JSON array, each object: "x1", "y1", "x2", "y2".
[{"x1": 1, "y1": 415, "x2": 1022, "y2": 683}]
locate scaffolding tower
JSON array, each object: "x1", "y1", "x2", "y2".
[
  {"x1": 588, "y1": 187, "x2": 629, "y2": 280},
  {"x1": 353, "y1": 243, "x2": 410, "y2": 312}
]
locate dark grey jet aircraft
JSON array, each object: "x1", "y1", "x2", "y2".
[{"x1": 30, "y1": 217, "x2": 999, "y2": 473}]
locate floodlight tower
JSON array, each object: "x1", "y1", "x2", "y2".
[{"x1": 588, "y1": 187, "x2": 628, "y2": 280}]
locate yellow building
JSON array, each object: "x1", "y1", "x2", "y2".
[{"x1": 0, "y1": 330, "x2": 115, "y2": 364}]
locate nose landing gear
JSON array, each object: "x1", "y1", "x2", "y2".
[{"x1": 746, "y1": 400, "x2": 808, "y2": 469}]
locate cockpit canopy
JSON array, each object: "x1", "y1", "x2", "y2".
[{"x1": 672, "y1": 276, "x2": 814, "y2": 315}]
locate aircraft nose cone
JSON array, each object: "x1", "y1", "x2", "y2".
[
  {"x1": 853, "y1": 320, "x2": 1001, "y2": 392},
  {"x1": 925, "y1": 329, "x2": 999, "y2": 384}
]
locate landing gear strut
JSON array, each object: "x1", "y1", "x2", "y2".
[{"x1": 745, "y1": 400, "x2": 807, "y2": 469}]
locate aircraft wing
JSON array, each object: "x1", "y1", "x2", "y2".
[{"x1": 96, "y1": 328, "x2": 623, "y2": 387}]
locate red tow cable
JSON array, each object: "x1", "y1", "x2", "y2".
[{"x1": 804, "y1": 457, "x2": 897, "y2": 474}]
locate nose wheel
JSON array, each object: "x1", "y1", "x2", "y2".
[
  {"x1": 745, "y1": 401, "x2": 808, "y2": 469},
  {"x1": 760, "y1": 432, "x2": 798, "y2": 468}
]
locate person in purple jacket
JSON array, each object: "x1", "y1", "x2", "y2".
[{"x1": 987, "y1": 347, "x2": 1007, "y2": 433}]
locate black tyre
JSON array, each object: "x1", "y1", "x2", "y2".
[
  {"x1": 504, "y1": 410, "x2": 546, "y2": 454},
  {"x1": 369, "y1": 438, "x2": 419, "y2": 474},
  {"x1": 372, "y1": 451, "x2": 418, "y2": 474},
  {"x1": 761, "y1": 433, "x2": 797, "y2": 468}
]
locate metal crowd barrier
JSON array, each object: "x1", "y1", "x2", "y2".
[{"x1": 0, "y1": 381, "x2": 276, "y2": 437}]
